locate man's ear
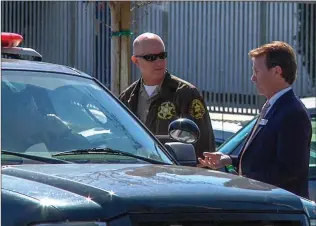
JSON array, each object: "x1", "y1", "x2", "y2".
[
  {"x1": 274, "y1": 65, "x2": 283, "y2": 77},
  {"x1": 131, "y1": 56, "x2": 138, "y2": 66}
]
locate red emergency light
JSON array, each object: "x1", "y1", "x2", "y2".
[{"x1": 1, "y1": 32, "x2": 23, "y2": 47}]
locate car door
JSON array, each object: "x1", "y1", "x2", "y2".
[
  {"x1": 219, "y1": 113, "x2": 316, "y2": 201},
  {"x1": 309, "y1": 114, "x2": 316, "y2": 201}
]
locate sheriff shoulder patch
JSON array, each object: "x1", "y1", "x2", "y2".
[{"x1": 189, "y1": 99, "x2": 206, "y2": 119}]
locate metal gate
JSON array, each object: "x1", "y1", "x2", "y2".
[{"x1": 2, "y1": 1, "x2": 315, "y2": 114}]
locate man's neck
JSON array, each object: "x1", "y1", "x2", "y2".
[
  {"x1": 142, "y1": 77, "x2": 164, "y2": 86},
  {"x1": 143, "y1": 81, "x2": 160, "y2": 86},
  {"x1": 266, "y1": 84, "x2": 291, "y2": 99}
]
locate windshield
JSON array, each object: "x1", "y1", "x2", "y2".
[
  {"x1": 311, "y1": 116, "x2": 316, "y2": 171},
  {"x1": 218, "y1": 117, "x2": 256, "y2": 155},
  {"x1": 1, "y1": 70, "x2": 173, "y2": 165}
]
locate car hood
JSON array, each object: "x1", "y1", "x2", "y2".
[{"x1": 2, "y1": 164, "x2": 305, "y2": 220}]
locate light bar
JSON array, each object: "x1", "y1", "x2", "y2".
[
  {"x1": 1, "y1": 47, "x2": 42, "y2": 59},
  {"x1": 1, "y1": 32, "x2": 23, "y2": 47}
]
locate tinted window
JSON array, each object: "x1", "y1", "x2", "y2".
[
  {"x1": 310, "y1": 115, "x2": 316, "y2": 176},
  {"x1": 218, "y1": 118, "x2": 256, "y2": 155},
  {"x1": 1, "y1": 70, "x2": 173, "y2": 165}
]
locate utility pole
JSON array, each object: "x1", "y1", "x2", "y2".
[{"x1": 108, "y1": 1, "x2": 132, "y2": 96}]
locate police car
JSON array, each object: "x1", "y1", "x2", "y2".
[{"x1": 2, "y1": 32, "x2": 316, "y2": 226}]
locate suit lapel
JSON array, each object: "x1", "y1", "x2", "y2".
[
  {"x1": 246, "y1": 89, "x2": 294, "y2": 145},
  {"x1": 239, "y1": 117, "x2": 259, "y2": 153},
  {"x1": 249, "y1": 105, "x2": 276, "y2": 142}
]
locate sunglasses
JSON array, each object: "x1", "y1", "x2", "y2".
[{"x1": 135, "y1": 52, "x2": 167, "y2": 62}]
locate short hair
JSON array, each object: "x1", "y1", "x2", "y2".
[{"x1": 249, "y1": 41, "x2": 297, "y2": 85}]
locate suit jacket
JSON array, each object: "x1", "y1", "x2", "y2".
[{"x1": 231, "y1": 89, "x2": 312, "y2": 198}]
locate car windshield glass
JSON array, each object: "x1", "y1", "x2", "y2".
[
  {"x1": 218, "y1": 117, "x2": 256, "y2": 155},
  {"x1": 310, "y1": 115, "x2": 316, "y2": 177},
  {"x1": 1, "y1": 70, "x2": 173, "y2": 165}
]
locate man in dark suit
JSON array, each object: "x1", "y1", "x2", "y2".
[{"x1": 198, "y1": 41, "x2": 312, "y2": 198}]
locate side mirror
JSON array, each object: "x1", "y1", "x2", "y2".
[
  {"x1": 168, "y1": 118, "x2": 200, "y2": 144},
  {"x1": 164, "y1": 142, "x2": 197, "y2": 166}
]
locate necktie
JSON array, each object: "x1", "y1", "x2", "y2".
[{"x1": 238, "y1": 101, "x2": 271, "y2": 175}]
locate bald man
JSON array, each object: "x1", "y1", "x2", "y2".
[{"x1": 119, "y1": 32, "x2": 216, "y2": 160}]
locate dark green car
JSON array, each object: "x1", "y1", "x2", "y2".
[
  {"x1": 218, "y1": 97, "x2": 316, "y2": 203},
  {"x1": 2, "y1": 33, "x2": 316, "y2": 226}
]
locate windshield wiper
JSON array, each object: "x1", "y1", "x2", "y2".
[
  {"x1": 1, "y1": 150, "x2": 71, "y2": 164},
  {"x1": 52, "y1": 148, "x2": 168, "y2": 165}
]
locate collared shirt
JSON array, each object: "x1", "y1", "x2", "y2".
[
  {"x1": 119, "y1": 71, "x2": 217, "y2": 156},
  {"x1": 143, "y1": 84, "x2": 158, "y2": 96},
  {"x1": 136, "y1": 81, "x2": 161, "y2": 124},
  {"x1": 265, "y1": 86, "x2": 292, "y2": 115}
]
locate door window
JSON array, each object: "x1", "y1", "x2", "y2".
[{"x1": 310, "y1": 115, "x2": 316, "y2": 176}]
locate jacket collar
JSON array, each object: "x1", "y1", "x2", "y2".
[
  {"x1": 264, "y1": 88, "x2": 295, "y2": 120},
  {"x1": 241, "y1": 89, "x2": 295, "y2": 153},
  {"x1": 127, "y1": 70, "x2": 177, "y2": 105}
]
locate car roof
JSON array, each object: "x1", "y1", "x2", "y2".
[
  {"x1": 1, "y1": 58, "x2": 92, "y2": 78},
  {"x1": 300, "y1": 96, "x2": 316, "y2": 110},
  {"x1": 212, "y1": 120, "x2": 242, "y2": 133}
]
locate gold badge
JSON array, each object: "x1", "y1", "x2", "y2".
[
  {"x1": 157, "y1": 101, "x2": 176, "y2": 120},
  {"x1": 189, "y1": 99, "x2": 206, "y2": 119}
]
